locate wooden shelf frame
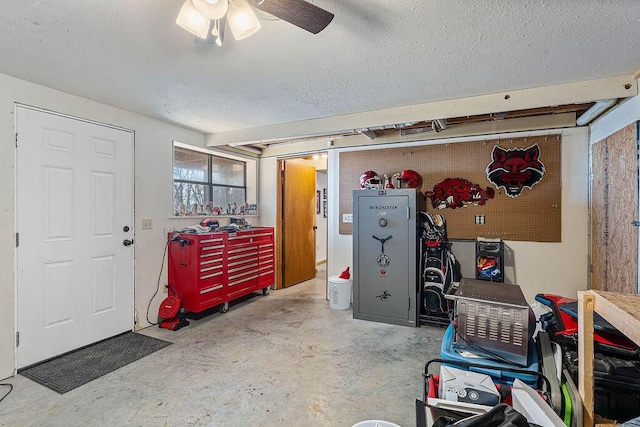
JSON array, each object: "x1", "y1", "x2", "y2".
[{"x1": 578, "y1": 290, "x2": 640, "y2": 426}]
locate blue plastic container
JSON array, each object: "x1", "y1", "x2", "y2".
[{"x1": 441, "y1": 323, "x2": 540, "y2": 387}]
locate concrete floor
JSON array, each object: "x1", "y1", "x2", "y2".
[{"x1": 0, "y1": 268, "x2": 445, "y2": 426}]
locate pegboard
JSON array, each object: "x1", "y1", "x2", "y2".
[{"x1": 339, "y1": 135, "x2": 562, "y2": 242}]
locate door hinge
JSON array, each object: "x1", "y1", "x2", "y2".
[
  {"x1": 16, "y1": 331, "x2": 19, "y2": 347},
  {"x1": 15, "y1": 232, "x2": 19, "y2": 247},
  {"x1": 407, "y1": 206, "x2": 410, "y2": 220},
  {"x1": 408, "y1": 297, "x2": 411, "y2": 311},
  {"x1": 632, "y1": 221, "x2": 640, "y2": 227},
  {"x1": 15, "y1": 132, "x2": 18, "y2": 147}
]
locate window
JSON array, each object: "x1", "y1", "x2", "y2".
[{"x1": 173, "y1": 146, "x2": 247, "y2": 216}]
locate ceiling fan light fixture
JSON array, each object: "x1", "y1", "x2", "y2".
[
  {"x1": 193, "y1": 0, "x2": 229, "y2": 20},
  {"x1": 227, "y1": 0, "x2": 262, "y2": 40},
  {"x1": 176, "y1": 0, "x2": 211, "y2": 39}
]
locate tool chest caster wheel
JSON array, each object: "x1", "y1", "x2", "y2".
[
  {"x1": 219, "y1": 302, "x2": 229, "y2": 313},
  {"x1": 262, "y1": 287, "x2": 270, "y2": 295}
]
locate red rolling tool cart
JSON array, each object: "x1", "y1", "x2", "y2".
[{"x1": 167, "y1": 227, "x2": 275, "y2": 314}]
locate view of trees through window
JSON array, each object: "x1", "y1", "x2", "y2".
[{"x1": 173, "y1": 146, "x2": 247, "y2": 216}]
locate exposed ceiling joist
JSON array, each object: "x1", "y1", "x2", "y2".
[
  {"x1": 239, "y1": 101, "x2": 596, "y2": 155},
  {"x1": 260, "y1": 113, "x2": 577, "y2": 158},
  {"x1": 206, "y1": 75, "x2": 636, "y2": 147}
]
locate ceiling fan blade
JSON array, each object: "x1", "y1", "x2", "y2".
[{"x1": 250, "y1": 0, "x2": 334, "y2": 34}]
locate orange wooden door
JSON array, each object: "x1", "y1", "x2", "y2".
[{"x1": 283, "y1": 161, "x2": 317, "y2": 287}]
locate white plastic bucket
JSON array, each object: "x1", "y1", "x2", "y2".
[
  {"x1": 352, "y1": 421, "x2": 402, "y2": 427},
  {"x1": 328, "y1": 275, "x2": 352, "y2": 310}
]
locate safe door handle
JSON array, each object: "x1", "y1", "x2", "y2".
[{"x1": 123, "y1": 239, "x2": 134, "y2": 247}]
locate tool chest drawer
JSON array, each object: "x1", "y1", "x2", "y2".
[
  {"x1": 168, "y1": 227, "x2": 275, "y2": 314},
  {"x1": 257, "y1": 241, "x2": 275, "y2": 286}
]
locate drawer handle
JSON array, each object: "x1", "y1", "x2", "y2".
[
  {"x1": 228, "y1": 260, "x2": 255, "y2": 268},
  {"x1": 200, "y1": 252, "x2": 223, "y2": 259},
  {"x1": 228, "y1": 253, "x2": 257, "y2": 261},
  {"x1": 200, "y1": 259, "x2": 223, "y2": 266},
  {"x1": 200, "y1": 238, "x2": 224, "y2": 244},
  {"x1": 228, "y1": 269, "x2": 255, "y2": 278},
  {"x1": 228, "y1": 247, "x2": 257, "y2": 254},
  {"x1": 200, "y1": 284, "x2": 223, "y2": 294},
  {"x1": 228, "y1": 275, "x2": 259, "y2": 287},
  {"x1": 228, "y1": 270, "x2": 259, "y2": 281},
  {"x1": 228, "y1": 265, "x2": 258, "y2": 274},
  {"x1": 200, "y1": 272, "x2": 223, "y2": 280}
]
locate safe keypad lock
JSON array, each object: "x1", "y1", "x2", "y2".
[{"x1": 378, "y1": 218, "x2": 388, "y2": 227}]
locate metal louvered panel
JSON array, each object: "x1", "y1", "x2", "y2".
[{"x1": 452, "y1": 278, "x2": 531, "y2": 366}]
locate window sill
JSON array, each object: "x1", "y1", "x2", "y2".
[{"x1": 170, "y1": 214, "x2": 260, "y2": 219}]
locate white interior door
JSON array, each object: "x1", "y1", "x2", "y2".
[{"x1": 16, "y1": 106, "x2": 134, "y2": 369}]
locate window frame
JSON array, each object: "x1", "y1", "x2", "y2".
[{"x1": 173, "y1": 145, "x2": 248, "y2": 217}]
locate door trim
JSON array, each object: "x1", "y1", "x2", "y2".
[
  {"x1": 276, "y1": 160, "x2": 284, "y2": 289},
  {"x1": 15, "y1": 103, "x2": 134, "y2": 133}
]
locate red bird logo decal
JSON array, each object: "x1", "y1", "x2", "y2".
[
  {"x1": 486, "y1": 144, "x2": 545, "y2": 198},
  {"x1": 424, "y1": 178, "x2": 495, "y2": 209}
]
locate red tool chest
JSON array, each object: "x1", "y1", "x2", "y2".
[{"x1": 167, "y1": 227, "x2": 275, "y2": 313}]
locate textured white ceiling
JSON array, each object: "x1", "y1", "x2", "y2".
[{"x1": 0, "y1": 0, "x2": 639, "y2": 135}]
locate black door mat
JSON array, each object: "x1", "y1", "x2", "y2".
[{"x1": 20, "y1": 332, "x2": 171, "y2": 394}]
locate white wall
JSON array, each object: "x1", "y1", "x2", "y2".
[
  {"x1": 323, "y1": 128, "x2": 590, "y2": 303},
  {"x1": 316, "y1": 171, "x2": 328, "y2": 263},
  {"x1": 256, "y1": 157, "x2": 277, "y2": 229},
  {"x1": 0, "y1": 73, "x2": 219, "y2": 379}
]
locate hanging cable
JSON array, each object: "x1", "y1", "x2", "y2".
[
  {"x1": 0, "y1": 383, "x2": 13, "y2": 403},
  {"x1": 146, "y1": 237, "x2": 171, "y2": 326}
]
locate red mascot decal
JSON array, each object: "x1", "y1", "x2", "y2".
[
  {"x1": 424, "y1": 178, "x2": 495, "y2": 209},
  {"x1": 486, "y1": 144, "x2": 545, "y2": 198}
]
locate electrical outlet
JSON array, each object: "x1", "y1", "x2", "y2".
[
  {"x1": 142, "y1": 218, "x2": 153, "y2": 230},
  {"x1": 343, "y1": 214, "x2": 353, "y2": 223},
  {"x1": 474, "y1": 215, "x2": 486, "y2": 225}
]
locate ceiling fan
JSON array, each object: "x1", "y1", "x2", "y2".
[{"x1": 176, "y1": 0, "x2": 334, "y2": 46}]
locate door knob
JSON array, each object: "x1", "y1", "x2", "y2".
[
  {"x1": 313, "y1": 226, "x2": 318, "y2": 230},
  {"x1": 123, "y1": 239, "x2": 134, "y2": 247}
]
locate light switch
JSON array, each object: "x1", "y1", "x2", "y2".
[{"x1": 142, "y1": 218, "x2": 153, "y2": 230}]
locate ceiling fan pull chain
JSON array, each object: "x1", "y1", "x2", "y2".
[{"x1": 212, "y1": 19, "x2": 219, "y2": 37}]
